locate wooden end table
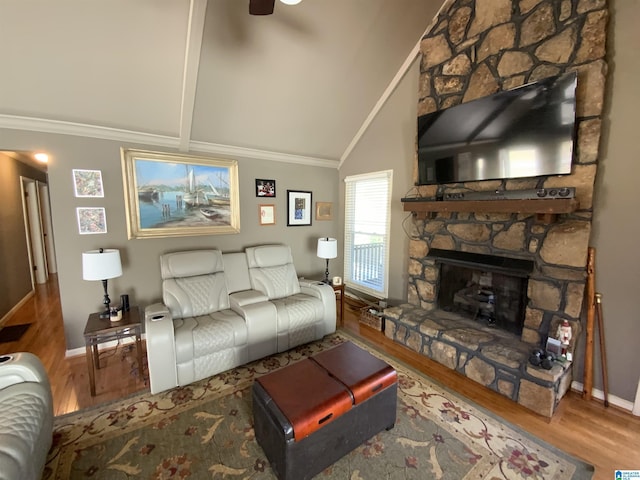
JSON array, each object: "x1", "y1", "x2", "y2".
[
  {"x1": 331, "y1": 283, "x2": 345, "y2": 326},
  {"x1": 83, "y1": 306, "x2": 144, "y2": 396}
]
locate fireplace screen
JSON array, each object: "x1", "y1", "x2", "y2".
[{"x1": 437, "y1": 263, "x2": 528, "y2": 336}]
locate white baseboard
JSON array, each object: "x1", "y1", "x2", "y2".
[
  {"x1": 1, "y1": 290, "x2": 35, "y2": 326},
  {"x1": 633, "y1": 379, "x2": 640, "y2": 416},
  {"x1": 571, "y1": 380, "x2": 637, "y2": 415}
]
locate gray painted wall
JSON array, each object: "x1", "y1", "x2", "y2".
[
  {"x1": 338, "y1": 59, "x2": 421, "y2": 304},
  {"x1": 0, "y1": 153, "x2": 47, "y2": 319},
  {"x1": 587, "y1": 0, "x2": 640, "y2": 404},
  {"x1": 0, "y1": 128, "x2": 339, "y2": 350}
]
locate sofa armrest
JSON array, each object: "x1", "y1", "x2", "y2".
[
  {"x1": 299, "y1": 280, "x2": 337, "y2": 336},
  {"x1": 0, "y1": 352, "x2": 50, "y2": 391},
  {"x1": 229, "y1": 290, "x2": 269, "y2": 309},
  {"x1": 231, "y1": 300, "x2": 278, "y2": 362},
  {"x1": 145, "y1": 303, "x2": 179, "y2": 394}
]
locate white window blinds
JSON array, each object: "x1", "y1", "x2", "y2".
[{"x1": 343, "y1": 170, "x2": 392, "y2": 299}]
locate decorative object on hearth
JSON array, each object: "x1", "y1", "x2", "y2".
[
  {"x1": 317, "y1": 237, "x2": 337, "y2": 283},
  {"x1": 82, "y1": 248, "x2": 122, "y2": 319},
  {"x1": 529, "y1": 348, "x2": 555, "y2": 370},
  {"x1": 556, "y1": 319, "x2": 573, "y2": 357}
]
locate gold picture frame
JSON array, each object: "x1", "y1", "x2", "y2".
[
  {"x1": 121, "y1": 148, "x2": 240, "y2": 239},
  {"x1": 315, "y1": 201, "x2": 333, "y2": 221},
  {"x1": 259, "y1": 204, "x2": 276, "y2": 225}
]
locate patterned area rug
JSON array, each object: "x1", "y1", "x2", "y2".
[{"x1": 43, "y1": 332, "x2": 594, "y2": 479}]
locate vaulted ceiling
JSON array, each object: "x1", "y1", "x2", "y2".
[{"x1": 0, "y1": 0, "x2": 443, "y2": 168}]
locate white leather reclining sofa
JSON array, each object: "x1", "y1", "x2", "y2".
[
  {"x1": 145, "y1": 244, "x2": 336, "y2": 394},
  {"x1": 0, "y1": 352, "x2": 54, "y2": 480}
]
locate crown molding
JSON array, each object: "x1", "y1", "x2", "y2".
[
  {"x1": 189, "y1": 140, "x2": 339, "y2": 169},
  {"x1": 0, "y1": 114, "x2": 339, "y2": 169},
  {"x1": 0, "y1": 114, "x2": 180, "y2": 148}
]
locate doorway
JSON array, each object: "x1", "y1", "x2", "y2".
[{"x1": 20, "y1": 176, "x2": 56, "y2": 285}]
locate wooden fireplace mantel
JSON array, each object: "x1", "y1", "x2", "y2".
[{"x1": 402, "y1": 198, "x2": 580, "y2": 224}]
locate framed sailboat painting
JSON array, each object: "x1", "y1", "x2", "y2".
[{"x1": 121, "y1": 149, "x2": 240, "y2": 239}]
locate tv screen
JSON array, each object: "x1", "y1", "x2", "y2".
[{"x1": 417, "y1": 72, "x2": 577, "y2": 185}]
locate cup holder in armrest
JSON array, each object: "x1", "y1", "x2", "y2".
[{"x1": 0, "y1": 355, "x2": 13, "y2": 364}]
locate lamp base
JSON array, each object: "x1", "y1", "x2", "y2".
[{"x1": 99, "y1": 309, "x2": 110, "y2": 319}]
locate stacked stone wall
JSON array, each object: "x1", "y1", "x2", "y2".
[{"x1": 408, "y1": 0, "x2": 608, "y2": 347}]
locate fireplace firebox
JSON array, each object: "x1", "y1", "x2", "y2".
[
  {"x1": 427, "y1": 249, "x2": 534, "y2": 338},
  {"x1": 438, "y1": 263, "x2": 528, "y2": 336}
]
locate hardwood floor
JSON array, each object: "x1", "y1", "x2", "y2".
[
  {"x1": 0, "y1": 275, "x2": 148, "y2": 416},
  {"x1": 1, "y1": 275, "x2": 638, "y2": 479}
]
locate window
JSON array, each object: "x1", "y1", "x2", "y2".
[{"x1": 343, "y1": 170, "x2": 392, "y2": 299}]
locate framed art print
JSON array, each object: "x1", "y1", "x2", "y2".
[
  {"x1": 256, "y1": 179, "x2": 276, "y2": 197},
  {"x1": 259, "y1": 204, "x2": 276, "y2": 225},
  {"x1": 315, "y1": 202, "x2": 333, "y2": 221},
  {"x1": 73, "y1": 169, "x2": 104, "y2": 198},
  {"x1": 287, "y1": 190, "x2": 312, "y2": 226},
  {"x1": 121, "y1": 149, "x2": 240, "y2": 239},
  {"x1": 76, "y1": 207, "x2": 107, "y2": 234}
]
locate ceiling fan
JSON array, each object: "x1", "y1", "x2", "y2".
[{"x1": 249, "y1": 0, "x2": 301, "y2": 16}]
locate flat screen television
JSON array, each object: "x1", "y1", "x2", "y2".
[{"x1": 417, "y1": 72, "x2": 577, "y2": 185}]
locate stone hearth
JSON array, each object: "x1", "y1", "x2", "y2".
[{"x1": 384, "y1": 303, "x2": 572, "y2": 417}]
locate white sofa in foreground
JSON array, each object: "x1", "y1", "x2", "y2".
[
  {"x1": 145, "y1": 245, "x2": 336, "y2": 394},
  {"x1": 0, "y1": 352, "x2": 53, "y2": 480}
]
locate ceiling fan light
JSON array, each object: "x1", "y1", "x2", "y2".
[{"x1": 279, "y1": 0, "x2": 302, "y2": 5}]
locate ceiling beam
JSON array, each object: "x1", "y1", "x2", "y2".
[{"x1": 178, "y1": 0, "x2": 208, "y2": 152}]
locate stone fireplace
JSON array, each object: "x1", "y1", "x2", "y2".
[{"x1": 383, "y1": 0, "x2": 608, "y2": 417}]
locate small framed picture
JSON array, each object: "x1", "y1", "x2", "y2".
[
  {"x1": 315, "y1": 202, "x2": 333, "y2": 221},
  {"x1": 76, "y1": 207, "x2": 107, "y2": 234},
  {"x1": 287, "y1": 190, "x2": 312, "y2": 226},
  {"x1": 259, "y1": 204, "x2": 276, "y2": 225},
  {"x1": 256, "y1": 179, "x2": 276, "y2": 197},
  {"x1": 73, "y1": 169, "x2": 104, "y2": 198}
]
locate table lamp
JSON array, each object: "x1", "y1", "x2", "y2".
[
  {"x1": 317, "y1": 237, "x2": 337, "y2": 284},
  {"x1": 82, "y1": 248, "x2": 123, "y2": 318}
]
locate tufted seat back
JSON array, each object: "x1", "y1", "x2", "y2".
[
  {"x1": 160, "y1": 250, "x2": 230, "y2": 319},
  {"x1": 0, "y1": 353, "x2": 53, "y2": 480},
  {"x1": 245, "y1": 245, "x2": 301, "y2": 300}
]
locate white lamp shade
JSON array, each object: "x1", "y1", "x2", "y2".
[
  {"x1": 317, "y1": 237, "x2": 338, "y2": 259},
  {"x1": 82, "y1": 249, "x2": 123, "y2": 281},
  {"x1": 280, "y1": 0, "x2": 302, "y2": 5}
]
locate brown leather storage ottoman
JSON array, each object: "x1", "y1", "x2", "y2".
[{"x1": 253, "y1": 341, "x2": 397, "y2": 480}]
